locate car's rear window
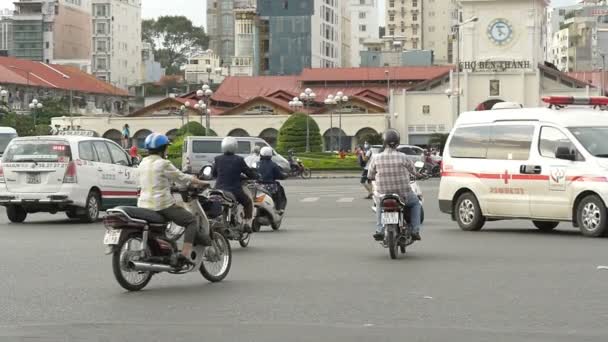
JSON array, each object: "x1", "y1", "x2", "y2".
[{"x1": 2, "y1": 140, "x2": 72, "y2": 163}]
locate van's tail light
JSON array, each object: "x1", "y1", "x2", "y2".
[
  {"x1": 382, "y1": 199, "x2": 399, "y2": 212},
  {"x1": 0, "y1": 163, "x2": 4, "y2": 183},
  {"x1": 63, "y1": 161, "x2": 77, "y2": 183}
]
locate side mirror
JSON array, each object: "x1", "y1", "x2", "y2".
[
  {"x1": 199, "y1": 165, "x2": 214, "y2": 180},
  {"x1": 414, "y1": 161, "x2": 425, "y2": 169},
  {"x1": 555, "y1": 146, "x2": 575, "y2": 161}
]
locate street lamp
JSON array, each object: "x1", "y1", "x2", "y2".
[
  {"x1": 298, "y1": 88, "x2": 316, "y2": 152},
  {"x1": 453, "y1": 15, "x2": 478, "y2": 116},
  {"x1": 194, "y1": 100, "x2": 210, "y2": 131},
  {"x1": 0, "y1": 87, "x2": 8, "y2": 110},
  {"x1": 288, "y1": 98, "x2": 305, "y2": 149},
  {"x1": 384, "y1": 112, "x2": 399, "y2": 130},
  {"x1": 205, "y1": 64, "x2": 213, "y2": 84},
  {"x1": 28, "y1": 98, "x2": 43, "y2": 127},
  {"x1": 196, "y1": 84, "x2": 214, "y2": 133},
  {"x1": 324, "y1": 92, "x2": 349, "y2": 151},
  {"x1": 180, "y1": 101, "x2": 191, "y2": 134}
]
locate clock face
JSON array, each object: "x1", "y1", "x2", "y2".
[{"x1": 487, "y1": 19, "x2": 513, "y2": 46}]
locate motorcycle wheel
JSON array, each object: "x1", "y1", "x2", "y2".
[
  {"x1": 271, "y1": 218, "x2": 281, "y2": 231},
  {"x1": 387, "y1": 228, "x2": 398, "y2": 260},
  {"x1": 239, "y1": 232, "x2": 251, "y2": 248},
  {"x1": 420, "y1": 207, "x2": 425, "y2": 224},
  {"x1": 301, "y1": 168, "x2": 312, "y2": 179},
  {"x1": 112, "y1": 236, "x2": 153, "y2": 292},
  {"x1": 200, "y1": 231, "x2": 232, "y2": 282},
  {"x1": 400, "y1": 238, "x2": 406, "y2": 254}
]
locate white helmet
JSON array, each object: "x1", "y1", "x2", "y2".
[
  {"x1": 221, "y1": 137, "x2": 238, "y2": 154},
  {"x1": 260, "y1": 146, "x2": 273, "y2": 157}
]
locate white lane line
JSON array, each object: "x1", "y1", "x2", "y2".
[
  {"x1": 337, "y1": 197, "x2": 355, "y2": 203},
  {"x1": 301, "y1": 197, "x2": 320, "y2": 203},
  {"x1": 597, "y1": 266, "x2": 608, "y2": 270}
]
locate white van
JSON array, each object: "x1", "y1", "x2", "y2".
[
  {"x1": 182, "y1": 136, "x2": 290, "y2": 174},
  {"x1": 0, "y1": 133, "x2": 139, "y2": 223},
  {"x1": 438, "y1": 96, "x2": 608, "y2": 237},
  {"x1": 0, "y1": 127, "x2": 18, "y2": 158}
]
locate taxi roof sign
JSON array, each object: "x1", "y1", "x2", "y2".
[{"x1": 57, "y1": 130, "x2": 98, "y2": 137}]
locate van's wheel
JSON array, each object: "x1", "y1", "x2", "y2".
[
  {"x1": 6, "y1": 205, "x2": 27, "y2": 223},
  {"x1": 455, "y1": 192, "x2": 485, "y2": 231},
  {"x1": 80, "y1": 191, "x2": 101, "y2": 223},
  {"x1": 577, "y1": 195, "x2": 608, "y2": 237},
  {"x1": 533, "y1": 221, "x2": 559, "y2": 232}
]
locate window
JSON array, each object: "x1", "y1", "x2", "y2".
[
  {"x1": 106, "y1": 142, "x2": 130, "y2": 166},
  {"x1": 92, "y1": 141, "x2": 112, "y2": 164},
  {"x1": 448, "y1": 126, "x2": 490, "y2": 159},
  {"x1": 359, "y1": 25, "x2": 366, "y2": 32},
  {"x1": 237, "y1": 141, "x2": 251, "y2": 154},
  {"x1": 540, "y1": 126, "x2": 578, "y2": 159},
  {"x1": 490, "y1": 80, "x2": 500, "y2": 96},
  {"x1": 190, "y1": 59, "x2": 199, "y2": 65},
  {"x1": 389, "y1": 15, "x2": 395, "y2": 21},
  {"x1": 487, "y1": 125, "x2": 535, "y2": 160},
  {"x1": 568, "y1": 127, "x2": 608, "y2": 158},
  {"x1": 413, "y1": 14, "x2": 418, "y2": 21},
  {"x1": 422, "y1": 105, "x2": 430, "y2": 115},
  {"x1": 97, "y1": 40, "x2": 106, "y2": 52},
  {"x1": 96, "y1": 57, "x2": 107, "y2": 69},
  {"x1": 360, "y1": 0, "x2": 365, "y2": 4},
  {"x1": 412, "y1": 0, "x2": 418, "y2": 6},
  {"x1": 359, "y1": 12, "x2": 366, "y2": 19},
  {"x1": 79, "y1": 142, "x2": 97, "y2": 162},
  {"x1": 389, "y1": 0, "x2": 394, "y2": 7},
  {"x1": 283, "y1": 1, "x2": 288, "y2": 9},
  {"x1": 412, "y1": 41, "x2": 418, "y2": 49}
]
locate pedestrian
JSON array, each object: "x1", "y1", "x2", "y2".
[
  {"x1": 339, "y1": 149, "x2": 346, "y2": 159},
  {"x1": 122, "y1": 124, "x2": 130, "y2": 148},
  {"x1": 358, "y1": 142, "x2": 373, "y2": 199}
]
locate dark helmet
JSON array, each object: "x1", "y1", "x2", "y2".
[{"x1": 383, "y1": 129, "x2": 400, "y2": 149}]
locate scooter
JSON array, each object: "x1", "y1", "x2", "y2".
[{"x1": 248, "y1": 162, "x2": 286, "y2": 232}]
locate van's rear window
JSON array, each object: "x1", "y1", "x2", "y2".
[
  {"x1": 192, "y1": 141, "x2": 222, "y2": 154},
  {"x1": 2, "y1": 141, "x2": 72, "y2": 163}
]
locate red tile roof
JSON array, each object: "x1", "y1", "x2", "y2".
[
  {"x1": 0, "y1": 56, "x2": 128, "y2": 96},
  {"x1": 299, "y1": 66, "x2": 454, "y2": 82},
  {"x1": 212, "y1": 75, "x2": 300, "y2": 104}
]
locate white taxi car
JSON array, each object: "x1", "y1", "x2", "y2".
[
  {"x1": 0, "y1": 132, "x2": 139, "y2": 223},
  {"x1": 439, "y1": 96, "x2": 608, "y2": 237}
]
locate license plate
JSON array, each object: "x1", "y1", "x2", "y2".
[
  {"x1": 382, "y1": 212, "x2": 400, "y2": 225},
  {"x1": 103, "y1": 229, "x2": 122, "y2": 245},
  {"x1": 26, "y1": 173, "x2": 41, "y2": 184}
]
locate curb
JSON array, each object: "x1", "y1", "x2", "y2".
[{"x1": 310, "y1": 175, "x2": 360, "y2": 179}]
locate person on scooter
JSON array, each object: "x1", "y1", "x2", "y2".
[
  {"x1": 368, "y1": 129, "x2": 423, "y2": 242},
  {"x1": 138, "y1": 133, "x2": 211, "y2": 267},
  {"x1": 287, "y1": 149, "x2": 299, "y2": 173},
  {"x1": 257, "y1": 146, "x2": 287, "y2": 212},
  {"x1": 213, "y1": 137, "x2": 257, "y2": 232},
  {"x1": 245, "y1": 146, "x2": 261, "y2": 168}
]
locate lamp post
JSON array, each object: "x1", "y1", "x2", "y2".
[
  {"x1": 325, "y1": 92, "x2": 349, "y2": 151},
  {"x1": 601, "y1": 53, "x2": 606, "y2": 96},
  {"x1": 385, "y1": 112, "x2": 399, "y2": 130},
  {"x1": 180, "y1": 101, "x2": 191, "y2": 134},
  {"x1": 28, "y1": 98, "x2": 43, "y2": 127},
  {"x1": 0, "y1": 87, "x2": 8, "y2": 111},
  {"x1": 298, "y1": 88, "x2": 316, "y2": 152},
  {"x1": 288, "y1": 97, "x2": 305, "y2": 149},
  {"x1": 324, "y1": 94, "x2": 336, "y2": 151},
  {"x1": 205, "y1": 64, "x2": 213, "y2": 84},
  {"x1": 196, "y1": 84, "x2": 214, "y2": 133},
  {"x1": 453, "y1": 16, "x2": 478, "y2": 116}
]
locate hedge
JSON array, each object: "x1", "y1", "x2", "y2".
[{"x1": 276, "y1": 113, "x2": 322, "y2": 153}]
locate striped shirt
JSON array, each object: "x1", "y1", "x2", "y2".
[
  {"x1": 137, "y1": 155, "x2": 194, "y2": 211},
  {"x1": 367, "y1": 148, "x2": 416, "y2": 198}
]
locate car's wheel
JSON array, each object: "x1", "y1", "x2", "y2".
[
  {"x1": 455, "y1": 192, "x2": 485, "y2": 231},
  {"x1": 66, "y1": 209, "x2": 78, "y2": 219},
  {"x1": 577, "y1": 195, "x2": 608, "y2": 237},
  {"x1": 6, "y1": 206, "x2": 27, "y2": 223},
  {"x1": 80, "y1": 191, "x2": 101, "y2": 223},
  {"x1": 533, "y1": 221, "x2": 559, "y2": 232}
]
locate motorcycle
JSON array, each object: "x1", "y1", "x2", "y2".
[
  {"x1": 199, "y1": 165, "x2": 254, "y2": 248},
  {"x1": 371, "y1": 165, "x2": 425, "y2": 224},
  {"x1": 103, "y1": 186, "x2": 232, "y2": 292},
  {"x1": 248, "y1": 162, "x2": 286, "y2": 232},
  {"x1": 288, "y1": 156, "x2": 311, "y2": 179},
  {"x1": 419, "y1": 162, "x2": 441, "y2": 178}
]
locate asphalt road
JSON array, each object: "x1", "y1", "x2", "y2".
[{"x1": 1, "y1": 178, "x2": 608, "y2": 342}]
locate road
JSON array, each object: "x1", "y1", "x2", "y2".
[{"x1": 1, "y1": 179, "x2": 608, "y2": 342}]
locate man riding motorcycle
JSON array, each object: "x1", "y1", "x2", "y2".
[
  {"x1": 257, "y1": 146, "x2": 287, "y2": 213},
  {"x1": 213, "y1": 137, "x2": 257, "y2": 232},
  {"x1": 245, "y1": 146, "x2": 261, "y2": 168},
  {"x1": 138, "y1": 133, "x2": 211, "y2": 267},
  {"x1": 367, "y1": 129, "x2": 423, "y2": 242}
]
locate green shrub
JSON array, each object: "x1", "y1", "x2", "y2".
[{"x1": 276, "y1": 113, "x2": 322, "y2": 153}]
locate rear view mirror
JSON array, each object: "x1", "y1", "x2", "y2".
[
  {"x1": 555, "y1": 146, "x2": 575, "y2": 161},
  {"x1": 199, "y1": 165, "x2": 213, "y2": 180}
]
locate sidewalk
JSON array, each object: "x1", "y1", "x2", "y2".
[{"x1": 308, "y1": 170, "x2": 361, "y2": 179}]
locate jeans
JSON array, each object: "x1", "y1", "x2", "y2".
[{"x1": 375, "y1": 191, "x2": 421, "y2": 235}]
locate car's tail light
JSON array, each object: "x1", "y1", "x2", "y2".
[
  {"x1": 382, "y1": 199, "x2": 399, "y2": 211},
  {"x1": 0, "y1": 163, "x2": 4, "y2": 183},
  {"x1": 63, "y1": 161, "x2": 77, "y2": 183}
]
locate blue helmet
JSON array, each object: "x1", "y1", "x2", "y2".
[{"x1": 144, "y1": 133, "x2": 170, "y2": 150}]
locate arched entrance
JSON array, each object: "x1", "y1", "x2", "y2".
[
  {"x1": 323, "y1": 128, "x2": 349, "y2": 152},
  {"x1": 228, "y1": 128, "x2": 250, "y2": 137},
  {"x1": 166, "y1": 129, "x2": 179, "y2": 142},
  {"x1": 133, "y1": 129, "x2": 152, "y2": 149},
  {"x1": 259, "y1": 128, "x2": 279, "y2": 147},
  {"x1": 355, "y1": 127, "x2": 380, "y2": 147},
  {"x1": 475, "y1": 99, "x2": 504, "y2": 111},
  {"x1": 103, "y1": 129, "x2": 122, "y2": 145}
]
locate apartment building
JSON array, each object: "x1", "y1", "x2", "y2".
[
  {"x1": 385, "y1": 0, "x2": 422, "y2": 50},
  {"x1": 350, "y1": 0, "x2": 379, "y2": 67},
  {"x1": 11, "y1": 0, "x2": 91, "y2": 63},
  {"x1": 0, "y1": 9, "x2": 12, "y2": 56},
  {"x1": 91, "y1": 0, "x2": 142, "y2": 89},
  {"x1": 422, "y1": 0, "x2": 457, "y2": 64}
]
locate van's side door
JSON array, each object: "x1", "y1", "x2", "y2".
[{"x1": 529, "y1": 126, "x2": 586, "y2": 220}]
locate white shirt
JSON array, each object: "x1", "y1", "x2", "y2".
[
  {"x1": 137, "y1": 155, "x2": 194, "y2": 211},
  {"x1": 363, "y1": 150, "x2": 373, "y2": 170}
]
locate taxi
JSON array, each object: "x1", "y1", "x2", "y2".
[
  {"x1": 0, "y1": 131, "x2": 139, "y2": 223},
  {"x1": 439, "y1": 96, "x2": 608, "y2": 237}
]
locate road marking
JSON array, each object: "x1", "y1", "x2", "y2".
[
  {"x1": 597, "y1": 266, "x2": 608, "y2": 270},
  {"x1": 301, "y1": 197, "x2": 320, "y2": 203},
  {"x1": 337, "y1": 197, "x2": 354, "y2": 203}
]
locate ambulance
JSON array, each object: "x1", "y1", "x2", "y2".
[{"x1": 438, "y1": 96, "x2": 608, "y2": 237}]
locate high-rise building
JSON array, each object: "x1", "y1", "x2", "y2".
[
  {"x1": 0, "y1": 9, "x2": 12, "y2": 56},
  {"x1": 11, "y1": 0, "x2": 92, "y2": 63},
  {"x1": 385, "y1": 0, "x2": 422, "y2": 50},
  {"x1": 91, "y1": 0, "x2": 142, "y2": 89},
  {"x1": 422, "y1": 0, "x2": 458, "y2": 64},
  {"x1": 350, "y1": 0, "x2": 379, "y2": 67}
]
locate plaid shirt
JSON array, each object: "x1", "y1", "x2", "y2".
[
  {"x1": 368, "y1": 148, "x2": 416, "y2": 197},
  {"x1": 137, "y1": 155, "x2": 194, "y2": 211}
]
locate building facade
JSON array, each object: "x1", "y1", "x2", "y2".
[
  {"x1": 349, "y1": 0, "x2": 379, "y2": 67},
  {"x1": 141, "y1": 42, "x2": 165, "y2": 83},
  {"x1": 184, "y1": 50, "x2": 226, "y2": 85},
  {"x1": 422, "y1": 0, "x2": 457, "y2": 64},
  {"x1": 11, "y1": 0, "x2": 91, "y2": 63},
  {"x1": 384, "y1": 0, "x2": 422, "y2": 50},
  {"x1": 0, "y1": 9, "x2": 12, "y2": 56},
  {"x1": 91, "y1": 0, "x2": 142, "y2": 89}
]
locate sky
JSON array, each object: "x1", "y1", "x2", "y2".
[{"x1": 0, "y1": 0, "x2": 582, "y2": 29}]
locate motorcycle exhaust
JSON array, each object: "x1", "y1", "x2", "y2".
[{"x1": 129, "y1": 261, "x2": 174, "y2": 273}]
